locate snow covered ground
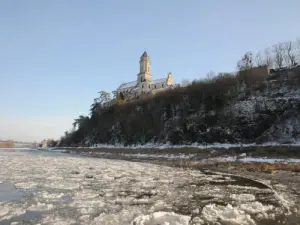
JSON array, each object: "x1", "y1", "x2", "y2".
[
  {"x1": 89, "y1": 141, "x2": 300, "y2": 149},
  {"x1": 205, "y1": 156, "x2": 300, "y2": 164},
  {"x1": 0, "y1": 150, "x2": 299, "y2": 225},
  {"x1": 74, "y1": 149, "x2": 300, "y2": 164}
]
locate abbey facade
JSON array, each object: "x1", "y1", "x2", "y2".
[{"x1": 116, "y1": 52, "x2": 175, "y2": 100}]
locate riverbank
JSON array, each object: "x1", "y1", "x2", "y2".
[{"x1": 57, "y1": 144, "x2": 300, "y2": 159}]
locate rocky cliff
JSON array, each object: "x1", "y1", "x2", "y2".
[{"x1": 60, "y1": 66, "x2": 300, "y2": 147}]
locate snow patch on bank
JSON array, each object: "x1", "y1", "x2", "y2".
[
  {"x1": 208, "y1": 156, "x2": 300, "y2": 164},
  {"x1": 87, "y1": 141, "x2": 300, "y2": 149},
  {"x1": 120, "y1": 153, "x2": 196, "y2": 159}
]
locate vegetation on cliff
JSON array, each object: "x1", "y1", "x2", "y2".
[{"x1": 59, "y1": 38, "x2": 300, "y2": 147}]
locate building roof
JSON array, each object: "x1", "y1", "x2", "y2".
[
  {"x1": 141, "y1": 51, "x2": 148, "y2": 58},
  {"x1": 131, "y1": 87, "x2": 140, "y2": 91},
  {"x1": 118, "y1": 77, "x2": 168, "y2": 91},
  {"x1": 151, "y1": 78, "x2": 167, "y2": 84},
  {"x1": 119, "y1": 81, "x2": 137, "y2": 90}
]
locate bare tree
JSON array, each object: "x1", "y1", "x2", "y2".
[
  {"x1": 263, "y1": 47, "x2": 273, "y2": 68},
  {"x1": 272, "y1": 43, "x2": 285, "y2": 68},
  {"x1": 97, "y1": 91, "x2": 112, "y2": 104},
  {"x1": 206, "y1": 71, "x2": 216, "y2": 81},
  {"x1": 237, "y1": 52, "x2": 253, "y2": 71},
  {"x1": 254, "y1": 51, "x2": 264, "y2": 66},
  {"x1": 283, "y1": 41, "x2": 296, "y2": 66},
  {"x1": 295, "y1": 37, "x2": 300, "y2": 64},
  {"x1": 112, "y1": 91, "x2": 118, "y2": 99},
  {"x1": 181, "y1": 79, "x2": 190, "y2": 87}
]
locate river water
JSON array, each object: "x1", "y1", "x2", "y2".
[{"x1": 0, "y1": 148, "x2": 299, "y2": 225}]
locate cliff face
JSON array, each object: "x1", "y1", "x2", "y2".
[{"x1": 63, "y1": 66, "x2": 300, "y2": 147}]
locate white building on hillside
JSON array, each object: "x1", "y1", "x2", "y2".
[{"x1": 116, "y1": 52, "x2": 175, "y2": 100}]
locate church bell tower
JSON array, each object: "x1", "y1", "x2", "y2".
[{"x1": 137, "y1": 51, "x2": 152, "y2": 83}]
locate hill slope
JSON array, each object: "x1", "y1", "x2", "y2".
[{"x1": 60, "y1": 66, "x2": 300, "y2": 147}]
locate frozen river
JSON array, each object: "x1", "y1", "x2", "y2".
[{"x1": 0, "y1": 149, "x2": 299, "y2": 225}]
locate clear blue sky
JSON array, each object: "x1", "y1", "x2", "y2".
[{"x1": 1, "y1": 0, "x2": 299, "y2": 142}]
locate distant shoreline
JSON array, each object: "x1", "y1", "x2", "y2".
[
  {"x1": 0, "y1": 142, "x2": 14, "y2": 148},
  {"x1": 55, "y1": 144, "x2": 300, "y2": 159}
]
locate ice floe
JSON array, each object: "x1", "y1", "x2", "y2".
[
  {"x1": 131, "y1": 211, "x2": 191, "y2": 225},
  {"x1": 0, "y1": 150, "x2": 298, "y2": 224}
]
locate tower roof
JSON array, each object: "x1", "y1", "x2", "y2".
[{"x1": 141, "y1": 51, "x2": 148, "y2": 58}]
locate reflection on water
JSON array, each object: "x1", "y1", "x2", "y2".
[
  {"x1": 0, "y1": 181, "x2": 25, "y2": 202},
  {"x1": 0, "y1": 148, "x2": 69, "y2": 157},
  {"x1": 0, "y1": 211, "x2": 41, "y2": 225},
  {"x1": 0, "y1": 181, "x2": 41, "y2": 225}
]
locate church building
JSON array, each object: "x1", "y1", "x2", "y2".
[{"x1": 116, "y1": 51, "x2": 175, "y2": 100}]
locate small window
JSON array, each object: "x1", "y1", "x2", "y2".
[
  {"x1": 141, "y1": 77, "x2": 142, "y2": 82},
  {"x1": 162, "y1": 84, "x2": 164, "y2": 87},
  {"x1": 155, "y1": 85, "x2": 156, "y2": 88},
  {"x1": 142, "y1": 85, "x2": 144, "y2": 88},
  {"x1": 149, "y1": 85, "x2": 150, "y2": 89}
]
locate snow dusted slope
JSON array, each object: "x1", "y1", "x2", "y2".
[
  {"x1": 0, "y1": 151, "x2": 299, "y2": 224},
  {"x1": 88, "y1": 66, "x2": 300, "y2": 146}
]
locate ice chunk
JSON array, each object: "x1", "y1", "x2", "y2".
[
  {"x1": 230, "y1": 194, "x2": 256, "y2": 202},
  {"x1": 0, "y1": 202, "x2": 26, "y2": 220},
  {"x1": 240, "y1": 201, "x2": 274, "y2": 215},
  {"x1": 131, "y1": 211, "x2": 191, "y2": 225},
  {"x1": 201, "y1": 204, "x2": 256, "y2": 225},
  {"x1": 27, "y1": 202, "x2": 54, "y2": 211}
]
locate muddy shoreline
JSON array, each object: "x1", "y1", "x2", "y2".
[
  {"x1": 56, "y1": 146, "x2": 300, "y2": 189},
  {"x1": 55, "y1": 145, "x2": 300, "y2": 160}
]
